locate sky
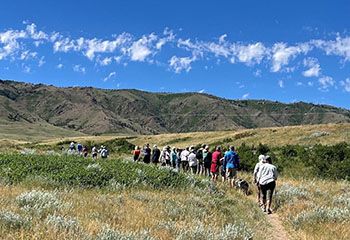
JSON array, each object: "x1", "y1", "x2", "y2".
[{"x1": 1, "y1": 0, "x2": 350, "y2": 109}]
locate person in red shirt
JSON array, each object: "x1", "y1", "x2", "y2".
[
  {"x1": 133, "y1": 146, "x2": 141, "y2": 161},
  {"x1": 211, "y1": 146, "x2": 222, "y2": 182}
]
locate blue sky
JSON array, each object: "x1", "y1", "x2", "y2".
[{"x1": 1, "y1": 0, "x2": 350, "y2": 109}]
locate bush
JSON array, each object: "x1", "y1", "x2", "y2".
[
  {"x1": 0, "y1": 210, "x2": 30, "y2": 230},
  {"x1": 15, "y1": 190, "x2": 61, "y2": 217},
  {"x1": 0, "y1": 154, "x2": 206, "y2": 190}
]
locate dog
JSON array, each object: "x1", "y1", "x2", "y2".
[{"x1": 234, "y1": 178, "x2": 249, "y2": 196}]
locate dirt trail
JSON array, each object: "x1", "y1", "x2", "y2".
[{"x1": 266, "y1": 213, "x2": 291, "y2": 240}]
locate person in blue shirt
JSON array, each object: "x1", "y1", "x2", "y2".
[
  {"x1": 77, "y1": 143, "x2": 83, "y2": 153},
  {"x1": 224, "y1": 145, "x2": 240, "y2": 188}
]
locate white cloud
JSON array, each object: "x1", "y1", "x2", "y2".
[
  {"x1": 318, "y1": 76, "x2": 335, "y2": 91},
  {"x1": 38, "y1": 56, "x2": 45, "y2": 67},
  {"x1": 104, "y1": 71, "x2": 116, "y2": 82},
  {"x1": 73, "y1": 65, "x2": 86, "y2": 74},
  {"x1": 234, "y1": 42, "x2": 267, "y2": 65},
  {"x1": 242, "y1": 93, "x2": 249, "y2": 99},
  {"x1": 129, "y1": 33, "x2": 157, "y2": 61},
  {"x1": 308, "y1": 81, "x2": 314, "y2": 86},
  {"x1": 156, "y1": 28, "x2": 175, "y2": 50},
  {"x1": 271, "y1": 43, "x2": 311, "y2": 72},
  {"x1": 278, "y1": 80, "x2": 284, "y2": 88},
  {"x1": 23, "y1": 65, "x2": 31, "y2": 73},
  {"x1": 313, "y1": 36, "x2": 350, "y2": 62},
  {"x1": 254, "y1": 69, "x2": 262, "y2": 77},
  {"x1": 169, "y1": 55, "x2": 197, "y2": 73},
  {"x1": 198, "y1": 89, "x2": 205, "y2": 93},
  {"x1": 297, "y1": 82, "x2": 303, "y2": 86},
  {"x1": 98, "y1": 57, "x2": 112, "y2": 66},
  {"x1": 340, "y1": 78, "x2": 350, "y2": 92},
  {"x1": 57, "y1": 63, "x2": 63, "y2": 69},
  {"x1": 302, "y1": 57, "x2": 321, "y2": 77}
]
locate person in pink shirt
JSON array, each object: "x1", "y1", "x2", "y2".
[{"x1": 211, "y1": 146, "x2": 222, "y2": 182}]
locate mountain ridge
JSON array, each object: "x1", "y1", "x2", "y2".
[{"x1": 1, "y1": 79, "x2": 350, "y2": 135}]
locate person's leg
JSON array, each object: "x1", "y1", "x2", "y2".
[
  {"x1": 256, "y1": 184, "x2": 261, "y2": 205},
  {"x1": 267, "y1": 181, "x2": 276, "y2": 213},
  {"x1": 260, "y1": 184, "x2": 267, "y2": 211}
]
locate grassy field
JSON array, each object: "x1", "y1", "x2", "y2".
[{"x1": 1, "y1": 123, "x2": 350, "y2": 239}]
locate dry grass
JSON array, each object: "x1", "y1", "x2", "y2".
[{"x1": 0, "y1": 181, "x2": 270, "y2": 240}]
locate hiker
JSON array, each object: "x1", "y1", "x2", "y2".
[
  {"x1": 152, "y1": 145, "x2": 161, "y2": 165},
  {"x1": 142, "y1": 143, "x2": 151, "y2": 164},
  {"x1": 176, "y1": 148, "x2": 182, "y2": 170},
  {"x1": 100, "y1": 146, "x2": 109, "y2": 158},
  {"x1": 253, "y1": 155, "x2": 266, "y2": 206},
  {"x1": 159, "y1": 146, "x2": 170, "y2": 166},
  {"x1": 77, "y1": 143, "x2": 83, "y2": 153},
  {"x1": 133, "y1": 146, "x2": 141, "y2": 161},
  {"x1": 224, "y1": 145, "x2": 240, "y2": 188},
  {"x1": 82, "y1": 146, "x2": 88, "y2": 157},
  {"x1": 196, "y1": 146, "x2": 204, "y2": 174},
  {"x1": 170, "y1": 147, "x2": 178, "y2": 168},
  {"x1": 203, "y1": 146, "x2": 212, "y2": 177},
  {"x1": 165, "y1": 146, "x2": 171, "y2": 166},
  {"x1": 188, "y1": 146, "x2": 198, "y2": 174},
  {"x1": 180, "y1": 147, "x2": 190, "y2": 172},
  {"x1": 257, "y1": 155, "x2": 278, "y2": 214},
  {"x1": 69, "y1": 142, "x2": 75, "y2": 151},
  {"x1": 211, "y1": 146, "x2": 221, "y2": 182},
  {"x1": 220, "y1": 149, "x2": 227, "y2": 184},
  {"x1": 92, "y1": 145, "x2": 98, "y2": 159}
]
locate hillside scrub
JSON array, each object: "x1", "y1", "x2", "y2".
[
  {"x1": 0, "y1": 154, "x2": 218, "y2": 190},
  {"x1": 235, "y1": 142, "x2": 350, "y2": 180}
]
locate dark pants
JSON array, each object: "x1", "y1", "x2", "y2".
[
  {"x1": 191, "y1": 165, "x2": 197, "y2": 174},
  {"x1": 143, "y1": 155, "x2": 150, "y2": 164},
  {"x1": 182, "y1": 161, "x2": 189, "y2": 172},
  {"x1": 260, "y1": 181, "x2": 276, "y2": 202}
]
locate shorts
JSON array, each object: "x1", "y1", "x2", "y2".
[
  {"x1": 226, "y1": 168, "x2": 237, "y2": 179},
  {"x1": 260, "y1": 181, "x2": 276, "y2": 201},
  {"x1": 211, "y1": 171, "x2": 219, "y2": 176}
]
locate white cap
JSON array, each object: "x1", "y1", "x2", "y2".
[{"x1": 258, "y1": 154, "x2": 265, "y2": 162}]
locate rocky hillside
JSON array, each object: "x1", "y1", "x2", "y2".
[{"x1": 1, "y1": 79, "x2": 350, "y2": 135}]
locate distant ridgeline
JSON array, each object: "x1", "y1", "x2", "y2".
[{"x1": 1, "y1": 79, "x2": 350, "y2": 135}]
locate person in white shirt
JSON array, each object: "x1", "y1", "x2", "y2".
[
  {"x1": 257, "y1": 155, "x2": 278, "y2": 214},
  {"x1": 188, "y1": 146, "x2": 198, "y2": 174},
  {"x1": 180, "y1": 147, "x2": 190, "y2": 172},
  {"x1": 253, "y1": 154, "x2": 265, "y2": 206}
]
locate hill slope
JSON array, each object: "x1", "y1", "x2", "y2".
[{"x1": 1, "y1": 79, "x2": 350, "y2": 136}]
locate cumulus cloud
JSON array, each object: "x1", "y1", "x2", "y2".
[
  {"x1": 198, "y1": 89, "x2": 205, "y2": 93},
  {"x1": 340, "y1": 78, "x2": 350, "y2": 92},
  {"x1": 104, "y1": 71, "x2": 116, "y2": 82},
  {"x1": 313, "y1": 36, "x2": 350, "y2": 62},
  {"x1": 57, "y1": 63, "x2": 63, "y2": 69},
  {"x1": 318, "y1": 76, "x2": 335, "y2": 91},
  {"x1": 169, "y1": 55, "x2": 197, "y2": 73},
  {"x1": 128, "y1": 33, "x2": 157, "y2": 61},
  {"x1": 73, "y1": 65, "x2": 86, "y2": 74},
  {"x1": 242, "y1": 93, "x2": 249, "y2": 99},
  {"x1": 271, "y1": 43, "x2": 311, "y2": 72},
  {"x1": 302, "y1": 57, "x2": 321, "y2": 77},
  {"x1": 233, "y1": 42, "x2": 267, "y2": 65}
]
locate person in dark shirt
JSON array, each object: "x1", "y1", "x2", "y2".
[{"x1": 152, "y1": 144, "x2": 161, "y2": 165}]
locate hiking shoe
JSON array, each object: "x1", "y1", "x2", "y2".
[
  {"x1": 267, "y1": 209, "x2": 272, "y2": 215},
  {"x1": 261, "y1": 206, "x2": 266, "y2": 212}
]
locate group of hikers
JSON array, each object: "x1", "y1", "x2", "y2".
[
  {"x1": 67, "y1": 142, "x2": 110, "y2": 159},
  {"x1": 134, "y1": 143, "x2": 278, "y2": 214}
]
